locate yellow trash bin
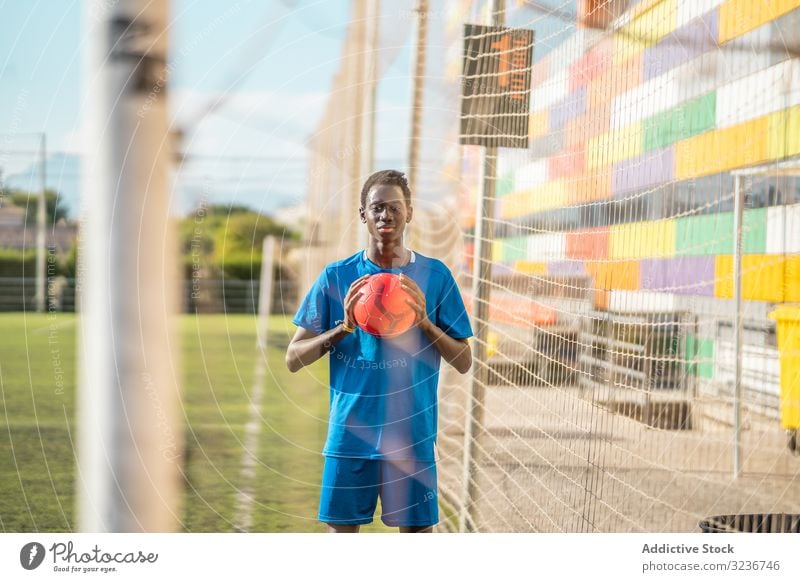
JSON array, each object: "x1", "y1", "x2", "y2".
[{"x1": 768, "y1": 305, "x2": 800, "y2": 430}]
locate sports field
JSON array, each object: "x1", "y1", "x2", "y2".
[{"x1": 0, "y1": 313, "x2": 395, "y2": 533}]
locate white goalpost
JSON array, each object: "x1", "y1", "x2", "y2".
[{"x1": 77, "y1": 0, "x2": 183, "y2": 532}]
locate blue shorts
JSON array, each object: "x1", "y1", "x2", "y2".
[{"x1": 318, "y1": 457, "x2": 439, "y2": 527}]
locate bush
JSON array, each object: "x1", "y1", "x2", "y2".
[
  {"x1": 217, "y1": 251, "x2": 261, "y2": 280},
  {"x1": 0, "y1": 248, "x2": 37, "y2": 277}
]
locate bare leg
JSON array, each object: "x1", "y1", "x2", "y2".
[
  {"x1": 399, "y1": 525, "x2": 433, "y2": 533},
  {"x1": 326, "y1": 524, "x2": 360, "y2": 533}
]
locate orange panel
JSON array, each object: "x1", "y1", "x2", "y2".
[
  {"x1": 570, "y1": 39, "x2": 613, "y2": 91},
  {"x1": 490, "y1": 294, "x2": 558, "y2": 326},
  {"x1": 594, "y1": 289, "x2": 609, "y2": 310},
  {"x1": 587, "y1": 259, "x2": 641, "y2": 291},
  {"x1": 567, "y1": 228, "x2": 610, "y2": 260},
  {"x1": 570, "y1": 168, "x2": 612, "y2": 203},
  {"x1": 548, "y1": 144, "x2": 586, "y2": 180}
]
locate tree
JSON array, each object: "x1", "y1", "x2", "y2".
[
  {"x1": 7, "y1": 189, "x2": 70, "y2": 225},
  {"x1": 177, "y1": 204, "x2": 299, "y2": 279}
]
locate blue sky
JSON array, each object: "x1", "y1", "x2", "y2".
[
  {"x1": 0, "y1": 0, "x2": 573, "y2": 219},
  {"x1": 0, "y1": 0, "x2": 416, "y2": 217}
]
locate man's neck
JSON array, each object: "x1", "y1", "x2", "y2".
[{"x1": 367, "y1": 242, "x2": 409, "y2": 269}]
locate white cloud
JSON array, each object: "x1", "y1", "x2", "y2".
[{"x1": 171, "y1": 88, "x2": 330, "y2": 158}]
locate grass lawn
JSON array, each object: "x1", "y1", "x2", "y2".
[{"x1": 0, "y1": 312, "x2": 393, "y2": 532}]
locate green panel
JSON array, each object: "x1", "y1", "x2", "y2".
[
  {"x1": 642, "y1": 91, "x2": 716, "y2": 152},
  {"x1": 698, "y1": 338, "x2": 714, "y2": 379},
  {"x1": 675, "y1": 212, "x2": 734, "y2": 256},
  {"x1": 503, "y1": 236, "x2": 528, "y2": 261},
  {"x1": 675, "y1": 208, "x2": 765, "y2": 256},
  {"x1": 643, "y1": 109, "x2": 673, "y2": 151},
  {"x1": 686, "y1": 91, "x2": 716, "y2": 137},
  {"x1": 685, "y1": 335, "x2": 697, "y2": 376},
  {"x1": 685, "y1": 335, "x2": 714, "y2": 378},
  {"x1": 497, "y1": 175, "x2": 515, "y2": 198},
  {"x1": 742, "y1": 207, "x2": 767, "y2": 254}
]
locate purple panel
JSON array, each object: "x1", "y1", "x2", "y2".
[
  {"x1": 549, "y1": 86, "x2": 587, "y2": 132},
  {"x1": 640, "y1": 257, "x2": 715, "y2": 296},
  {"x1": 612, "y1": 147, "x2": 674, "y2": 196},
  {"x1": 492, "y1": 262, "x2": 515, "y2": 277},
  {"x1": 644, "y1": 10, "x2": 719, "y2": 81},
  {"x1": 548, "y1": 260, "x2": 586, "y2": 277}
]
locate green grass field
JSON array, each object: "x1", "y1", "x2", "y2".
[{"x1": 0, "y1": 313, "x2": 394, "y2": 532}]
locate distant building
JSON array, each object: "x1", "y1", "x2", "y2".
[
  {"x1": 0, "y1": 206, "x2": 25, "y2": 227},
  {"x1": 0, "y1": 218, "x2": 77, "y2": 253}
]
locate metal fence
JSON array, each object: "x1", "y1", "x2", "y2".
[{"x1": 0, "y1": 277, "x2": 298, "y2": 315}]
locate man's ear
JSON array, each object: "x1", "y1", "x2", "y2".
[
  {"x1": 406, "y1": 205, "x2": 413, "y2": 222},
  {"x1": 359, "y1": 207, "x2": 366, "y2": 223}
]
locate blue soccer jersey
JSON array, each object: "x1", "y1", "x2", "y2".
[{"x1": 292, "y1": 250, "x2": 473, "y2": 461}]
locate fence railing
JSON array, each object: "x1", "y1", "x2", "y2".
[{"x1": 0, "y1": 277, "x2": 298, "y2": 314}]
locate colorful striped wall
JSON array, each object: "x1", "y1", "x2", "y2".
[{"x1": 487, "y1": 0, "x2": 800, "y2": 309}]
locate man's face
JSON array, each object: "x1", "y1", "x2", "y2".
[{"x1": 360, "y1": 184, "x2": 412, "y2": 244}]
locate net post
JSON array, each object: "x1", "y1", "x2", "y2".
[
  {"x1": 732, "y1": 173, "x2": 744, "y2": 479},
  {"x1": 459, "y1": 0, "x2": 505, "y2": 535},
  {"x1": 257, "y1": 236, "x2": 276, "y2": 349}
]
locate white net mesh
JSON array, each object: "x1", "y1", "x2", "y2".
[{"x1": 306, "y1": 0, "x2": 800, "y2": 532}]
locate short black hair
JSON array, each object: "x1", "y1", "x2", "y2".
[{"x1": 360, "y1": 169, "x2": 412, "y2": 208}]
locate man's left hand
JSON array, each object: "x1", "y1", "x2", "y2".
[{"x1": 399, "y1": 274, "x2": 433, "y2": 333}]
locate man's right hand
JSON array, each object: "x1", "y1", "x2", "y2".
[{"x1": 343, "y1": 274, "x2": 371, "y2": 329}]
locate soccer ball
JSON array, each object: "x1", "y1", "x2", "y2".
[{"x1": 353, "y1": 273, "x2": 416, "y2": 338}]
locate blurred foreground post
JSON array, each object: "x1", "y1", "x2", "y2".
[
  {"x1": 460, "y1": 0, "x2": 506, "y2": 533},
  {"x1": 77, "y1": 0, "x2": 182, "y2": 531}
]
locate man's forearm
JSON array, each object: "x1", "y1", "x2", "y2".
[
  {"x1": 287, "y1": 325, "x2": 351, "y2": 372},
  {"x1": 419, "y1": 321, "x2": 472, "y2": 374}
]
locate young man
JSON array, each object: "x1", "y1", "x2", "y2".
[{"x1": 286, "y1": 169, "x2": 473, "y2": 533}]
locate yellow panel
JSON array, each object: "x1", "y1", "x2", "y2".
[
  {"x1": 589, "y1": 124, "x2": 642, "y2": 169},
  {"x1": 610, "y1": 220, "x2": 675, "y2": 259},
  {"x1": 617, "y1": 0, "x2": 676, "y2": 62},
  {"x1": 737, "y1": 116, "x2": 770, "y2": 167},
  {"x1": 614, "y1": 29, "x2": 649, "y2": 63},
  {"x1": 776, "y1": 0, "x2": 800, "y2": 16},
  {"x1": 768, "y1": 109, "x2": 789, "y2": 160},
  {"x1": 719, "y1": 0, "x2": 800, "y2": 44},
  {"x1": 502, "y1": 180, "x2": 567, "y2": 219},
  {"x1": 715, "y1": 254, "x2": 787, "y2": 302},
  {"x1": 676, "y1": 131, "x2": 719, "y2": 180},
  {"x1": 615, "y1": 122, "x2": 642, "y2": 164},
  {"x1": 702, "y1": 125, "x2": 744, "y2": 175},
  {"x1": 719, "y1": 0, "x2": 762, "y2": 44},
  {"x1": 610, "y1": 224, "x2": 629, "y2": 258},
  {"x1": 492, "y1": 240, "x2": 503, "y2": 262},
  {"x1": 529, "y1": 110, "x2": 549, "y2": 141},
  {"x1": 675, "y1": 134, "x2": 698, "y2": 179},
  {"x1": 789, "y1": 106, "x2": 800, "y2": 157},
  {"x1": 514, "y1": 261, "x2": 547, "y2": 275},
  {"x1": 787, "y1": 255, "x2": 800, "y2": 303},
  {"x1": 534, "y1": 180, "x2": 567, "y2": 213},
  {"x1": 634, "y1": 0, "x2": 677, "y2": 43},
  {"x1": 587, "y1": 131, "x2": 607, "y2": 169}
]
